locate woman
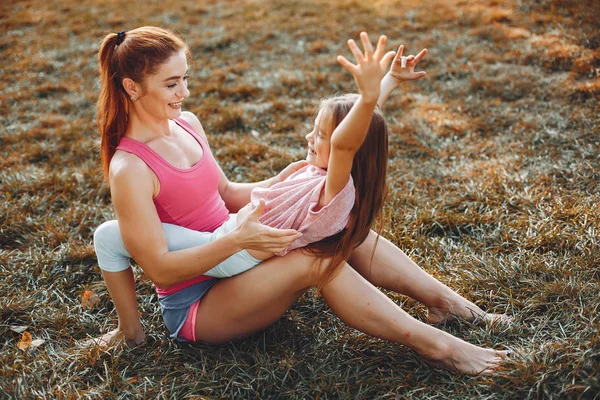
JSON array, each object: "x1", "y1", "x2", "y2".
[{"x1": 93, "y1": 26, "x2": 509, "y2": 375}]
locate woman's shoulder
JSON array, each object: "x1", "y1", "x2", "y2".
[
  {"x1": 110, "y1": 150, "x2": 153, "y2": 184},
  {"x1": 178, "y1": 111, "x2": 208, "y2": 141}
]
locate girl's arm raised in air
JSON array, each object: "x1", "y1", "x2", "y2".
[
  {"x1": 378, "y1": 45, "x2": 428, "y2": 108},
  {"x1": 319, "y1": 32, "x2": 395, "y2": 207}
]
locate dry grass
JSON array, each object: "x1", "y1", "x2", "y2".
[{"x1": 1, "y1": 0, "x2": 599, "y2": 398}]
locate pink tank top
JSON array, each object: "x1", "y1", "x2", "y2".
[{"x1": 116, "y1": 117, "x2": 229, "y2": 233}]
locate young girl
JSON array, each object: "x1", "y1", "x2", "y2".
[{"x1": 93, "y1": 26, "x2": 508, "y2": 375}]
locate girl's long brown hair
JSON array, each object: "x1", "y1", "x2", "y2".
[
  {"x1": 305, "y1": 94, "x2": 389, "y2": 289},
  {"x1": 96, "y1": 26, "x2": 187, "y2": 180}
]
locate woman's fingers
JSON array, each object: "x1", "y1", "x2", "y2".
[
  {"x1": 248, "y1": 199, "x2": 265, "y2": 221},
  {"x1": 263, "y1": 227, "x2": 302, "y2": 247}
]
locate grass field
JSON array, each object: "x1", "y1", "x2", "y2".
[{"x1": 1, "y1": 0, "x2": 599, "y2": 398}]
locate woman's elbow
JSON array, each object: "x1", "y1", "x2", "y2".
[
  {"x1": 134, "y1": 257, "x2": 170, "y2": 288},
  {"x1": 145, "y1": 268, "x2": 171, "y2": 289}
]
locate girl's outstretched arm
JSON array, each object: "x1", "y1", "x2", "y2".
[
  {"x1": 319, "y1": 33, "x2": 394, "y2": 207},
  {"x1": 378, "y1": 45, "x2": 428, "y2": 108}
]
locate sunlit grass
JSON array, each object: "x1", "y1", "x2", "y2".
[{"x1": 1, "y1": 0, "x2": 599, "y2": 398}]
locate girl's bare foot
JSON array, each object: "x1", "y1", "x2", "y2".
[
  {"x1": 419, "y1": 333, "x2": 509, "y2": 375},
  {"x1": 79, "y1": 328, "x2": 146, "y2": 348},
  {"x1": 426, "y1": 293, "x2": 512, "y2": 328}
]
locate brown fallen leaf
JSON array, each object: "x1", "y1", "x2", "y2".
[
  {"x1": 17, "y1": 332, "x2": 45, "y2": 351},
  {"x1": 82, "y1": 290, "x2": 100, "y2": 309},
  {"x1": 17, "y1": 331, "x2": 32, "y2": 350}
]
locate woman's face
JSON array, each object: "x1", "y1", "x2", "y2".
[
  {"x1": 305, "y1": 108, "x2": 332, "y2": 170},
  {"x1": 136, "y1": 50, "x2": 190, "y2": 120}
]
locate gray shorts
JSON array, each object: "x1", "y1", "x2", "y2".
[{"x1": 93, "y1": 214, "x2": 261, "y2": 278}]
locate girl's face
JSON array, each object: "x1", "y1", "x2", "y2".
[
  {"x1": 136, "y1": 50, "x2": 190, "y2": 120},
  {"x1": 305, "y1": 108, "x2": 332, "y2": 170}
]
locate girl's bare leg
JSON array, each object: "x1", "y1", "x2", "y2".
[
  {"x1": 85, "y1": 269, "x2": 146, "y2": 346},
  {"x1": 349, "y1": 231, "x2": 510, "y2": 325},
  {"x1": 194, "y1": 251, "x2": 507, "y2": 375}
]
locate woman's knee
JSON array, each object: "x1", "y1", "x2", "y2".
[{"x1": 284, "y1": 251, "x2": 341, "y2": 287}]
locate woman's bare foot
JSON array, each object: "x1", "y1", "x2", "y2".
[
  {"x1": 426, "y1": 293, "x2": 512, "y2": 328},
  {"x1": 79, "y1": 328, "x2": 146, "y2": 348},
  {"x1": 420, "y1": 333, "x2": 509, "y2": 375}
]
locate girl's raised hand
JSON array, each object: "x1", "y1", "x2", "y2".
[
  {"x1": 388, "y1": 45, "x2": 428, "y2": 82},
  {"x1": 337, "y1": 32, "x2": 396, "y2": 103}
]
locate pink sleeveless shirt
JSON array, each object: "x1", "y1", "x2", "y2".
[
  {"x1": 251, "y1": 165, "x2": 355, "y2": 256},
  {"x1": 116, "y1": 118, "x2": 230, "y2": 233}
]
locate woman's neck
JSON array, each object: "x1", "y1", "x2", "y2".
[{"x1": 125, "y1": 109, "x2": 172, "y2": 143}]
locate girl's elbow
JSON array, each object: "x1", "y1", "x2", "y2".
[{"x1": 331, "y1": 140, "x2": 358, "y2": 153}]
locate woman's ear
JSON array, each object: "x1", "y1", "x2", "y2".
[{"x1": 122, "y1": 78, "x2": 141, "y2": 101}]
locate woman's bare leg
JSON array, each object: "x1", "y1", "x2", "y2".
[
  {"x1": 349, "y1": 231, "x2": 510, "y2": 325},
  {"x1": 83, "y1": 268, "x2": 146, "y2": 347},
  {"x1": 194, "y1": 251, "x2": 314, "y2": 343},
  {"x1": 194, "y1": 251, "x2": 507, "y2": 375}
]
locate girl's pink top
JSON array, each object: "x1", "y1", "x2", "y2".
[
  {"x1": 116, "y1": 117, "x2": 230, "y2": 234},
  {"x1": 250, "y1": 165, "x2": 355, "y2": 256}
]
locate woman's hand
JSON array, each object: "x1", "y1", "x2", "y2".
[
  {"x1": 273, "y1": 160, "x2": 308, "y2": 185},
  {"x1": 337, "y1": 32, "x2": 396, "y2": 104},
  {"x1": 234, "y1": 200, "x2": 302, "y2": 254},
  {"x1": 388, "y1": 45, "x2": 428, "y2": 83}
]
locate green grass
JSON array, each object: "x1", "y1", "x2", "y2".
[{"x1": 1, "y1": 0, "x2": 599, "y2": 398}]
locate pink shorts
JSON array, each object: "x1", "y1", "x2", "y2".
[{"x1": 178, "y1": 299, "x2": 201, "y2": 342}]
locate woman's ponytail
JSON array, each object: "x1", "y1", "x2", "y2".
[{"x1": 96, "y1": 32, "x2": 129, "y2": 181}]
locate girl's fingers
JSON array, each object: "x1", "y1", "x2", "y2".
[
  {"x1": 373, "y1": 35, "x2": 387, "y2": 60},
  {"x1": 380, "y1": 50, "x2": 396, "y2": 70},
  {"x1": 337, "y1": 55, "x2": 357, "y2": 73},
  {"x1": 360, "y1": 32, "x2": 374, "y2": 60},
  {"x1": 347, "y1": 39, "x2": 364, "y2": 64},
  {"x1": 414, "y1": 48, "x2": 428, "y2": 63},
  {"x1": 394, "y1": 45, "x2": 404, "y2": 62}
]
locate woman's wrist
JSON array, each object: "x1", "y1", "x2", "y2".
[{"x1": 227, "y1": 229, "x2": 246, "y2": 253}]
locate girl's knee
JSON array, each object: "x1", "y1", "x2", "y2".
[
  {"x1": 93, "y1": 220, "x2": 120, "y2": 248},
  {"x1": 94, "y1": 220, "x2": 131, "y2": 273}
]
